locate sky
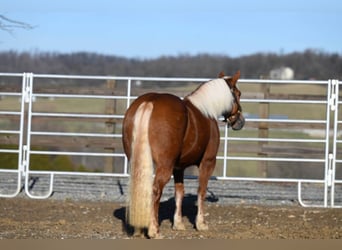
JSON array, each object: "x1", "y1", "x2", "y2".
[{"x1": 1, "y1": 0, "x2": 342, "y2": 59}]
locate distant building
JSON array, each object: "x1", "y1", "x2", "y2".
[{"x1": 269, "y1": 67, "x2": 294, "y2": 80}]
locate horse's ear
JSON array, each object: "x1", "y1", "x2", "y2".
[
  {"x1": 231, "y1": 70, "x2": 241, "y2": 86},
  {"x1": 218, "y1": 71, "x2": 225, "y2": 78}
]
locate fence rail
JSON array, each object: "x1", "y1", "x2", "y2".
[{"x1": 0, "y1": 72, "x2": 341, "y2": 207}]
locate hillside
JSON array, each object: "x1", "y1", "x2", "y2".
[{"x1": 0, "y1": 49, "x2": 341, "y2": 80}]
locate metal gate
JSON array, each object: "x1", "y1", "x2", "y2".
[
  {"x1": 331, "y1": 79, "x2": 342, "y2": 207},
  {"x1": 0, "y1": 73, "x2": 26, "y2": 198},
  {"x1": 0, "y1": 72, "x2": 341, "y2": 207}
]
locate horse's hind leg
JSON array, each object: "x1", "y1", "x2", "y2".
[
  {"x1": 196, "y1": 159, "x2": 216, "y2": 231},
  {"x1": 148, "y1": 164, "x2": 173, "y2": 238},
  {"x1": 172, "y1": 169, "x2": 186, "y2": 230}
]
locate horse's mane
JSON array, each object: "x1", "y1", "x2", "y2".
[{"x1": 186, "y1": 78, "x2": 234, "y2": 119}]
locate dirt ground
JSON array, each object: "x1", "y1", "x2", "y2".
[{"x1": 0, "y1": 197, "x2": 341, "y2": 239}]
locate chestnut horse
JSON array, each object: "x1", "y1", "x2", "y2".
[{"x1": 122, "y1": 71, "x2": 244, "y2": 238}]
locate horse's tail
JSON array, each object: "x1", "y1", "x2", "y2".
[{"x1": 127, "y1": 101, "x2": 154, "y2": 229}]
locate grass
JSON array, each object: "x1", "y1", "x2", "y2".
[{"x1": 33, "y1": 97, "x2": 107, "y2": 113}]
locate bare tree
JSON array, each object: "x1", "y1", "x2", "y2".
[{"x1": 0, "y1": 14, "x2": 34, "y2": 35}]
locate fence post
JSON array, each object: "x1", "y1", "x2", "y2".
[
  {"x1": 258, "y1": 83, "x2": 270, "y2": 177},
  {"x1": 104, "y1": 79, "x2": 116, "y2": 173}
]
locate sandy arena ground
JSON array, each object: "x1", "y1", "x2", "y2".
[{"x1": 0, "y1": 197, "x2": 341, "y2": 239}]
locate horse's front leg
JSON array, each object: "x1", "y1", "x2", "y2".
[
  {"x1": 172, "y1": 169, "x2": 185, "y2": 230},
  {"x1": 196, "y1": 159, "x2": 216, "y2": 231}
]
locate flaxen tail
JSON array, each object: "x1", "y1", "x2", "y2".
[{"x1": 127, "y1": 102, "x2": 154, "y2": 229}]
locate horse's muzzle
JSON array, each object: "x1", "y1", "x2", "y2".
[{"x1": 231, "y1": 113, "x2": 245, "y2": 130}]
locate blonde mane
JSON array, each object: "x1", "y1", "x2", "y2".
[{"x1": 186, "y1": 78, "x2": 234, "y2": 119}]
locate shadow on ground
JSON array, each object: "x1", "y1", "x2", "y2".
[{"x1": 113, "y1": 193, "x2": 219, "y2": 237}]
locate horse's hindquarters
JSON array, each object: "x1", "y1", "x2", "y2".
[{"x1": 122, "y1": 93, "x2": 188, "y2": 234}]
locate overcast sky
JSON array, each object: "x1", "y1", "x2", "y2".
[{"x1": 1, "y1": 0, "x2": 341, "y2": 58}]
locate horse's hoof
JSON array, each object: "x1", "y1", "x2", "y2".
[
  {"x1": 172, "y1": 222, "x2": 186, "y2": 231},
  {"x1": 148, "y1": 232, "x2": 163, "y2": 239},
  {"x1": 196, "y1": 221, "x2": 209, "y2": 231},
  {"x1": 148, "y1": 227, "x2": 163, "y2": 239}
]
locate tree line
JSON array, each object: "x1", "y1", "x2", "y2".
[{"x1": 0, "y1": 49, "x2": 341, "y2": 80}]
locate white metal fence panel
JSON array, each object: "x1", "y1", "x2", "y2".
[
  {"x1": 332, "y1": 79, "x2": 342, "y2": 207},
  {"x1": 0, "y1": 73, "x2": 340, "y2": 207},
  {"x1": 0, "y1": 73, "x2": 26, "y2": 197}
]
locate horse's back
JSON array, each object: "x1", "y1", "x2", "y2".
[{"x1": 122, "y1": 93, "x2": 188, "y2": 162}]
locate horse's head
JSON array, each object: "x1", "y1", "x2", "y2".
[{"x1": 219, "y1": 71, "x2": 245, "y2": 130}]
